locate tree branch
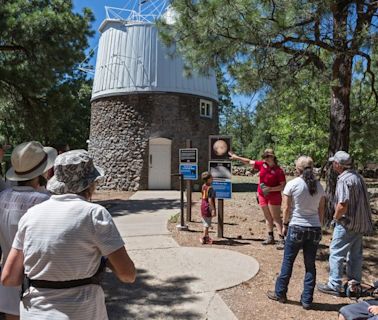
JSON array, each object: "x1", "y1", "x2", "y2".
[
  {"x1": 0, "y1": 45, "x2": 28, "y2": 54},
  {"x1": 356, "y1": 50, "x2": 378, "y2": 106}
]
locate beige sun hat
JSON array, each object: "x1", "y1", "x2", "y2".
[
  {"x1": 262, "y1": 148, "x2": 275, "y2": 158},
  {"x1": 295, "y1": 156, "x2": 314, "y2": 171},
  {"x1": 6, "y1": 141, "x2": 57, "y2": 181}
]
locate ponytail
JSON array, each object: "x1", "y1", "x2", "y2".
[{"x1": 302, "y1": 167, "x2": 317, "y2": 196}]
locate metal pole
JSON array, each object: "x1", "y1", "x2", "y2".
[
  {"x1": 186, "y1": 139, "x2": 192, "y2": 222},
  {"x1": 176, "y1": 173, "x2": 188, "y2": 230},
  {"x1": 180, "y1": 174, "x2": 185, "y2": 227},
  {"x1": 217, "y1": 199, "x2": 224, "y2": 238}
]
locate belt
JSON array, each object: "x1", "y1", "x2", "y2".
[{"x1": 21, "y1": 257, "x2": 107, "y2": 298}]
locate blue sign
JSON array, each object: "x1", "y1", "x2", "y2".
[
  {"x1": 179, "y1": 164, "x2": 198, "y2": 180},
  {"x1": 212, "y1": 179, "x2": 232, "y2": 199}
]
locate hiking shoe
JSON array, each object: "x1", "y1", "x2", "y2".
[
  {"x1": 317, "y1": 283, "x2": 342, "y2": 296},
  {"x1": 300, "y1": 296, "x2": 312, "y2": 310},
  {"x1": 262, "y1": 235, "x2": 275, "y2": 245},
  {"x1": 301, "y1": 301, "x2": 311, "y2": 310},
  {"x1": 276, "y1": 238, "x2": 285, "y2": 250},
  {"x1": 266, "y1": 290, "x2": 287, "y2": 303}
]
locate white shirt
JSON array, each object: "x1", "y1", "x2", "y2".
[
  {"x1": 13, "y1": 194, "x2": 125, "y2": 320},
  {"x1": 0, "y1": 186, "x2": 49, "y2": 315},
  {"x1": 283, "y1": 177, "x2": 325, "y2": 227}
]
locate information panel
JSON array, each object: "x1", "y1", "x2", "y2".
[
  {"x1": 212, "y1": 180, "x2": 232, "y2": 199},
  {"x1": 179, "y1": 164, "x2": 198, "y2": 180},
  {"x1": 179, "y1": 148, "x2": 198, "y2": 163}
]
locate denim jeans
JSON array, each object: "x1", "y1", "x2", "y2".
[
  {"x1": 275, "y1": 225, "x2": 322, "y2": 305},
  {"x1": 328, "y1": 223, "x2": 363, "y2": 292}
]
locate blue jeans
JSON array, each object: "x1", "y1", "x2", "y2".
[
  {"x1": 275, "y1": 225, "x2": 322, "y2": 305},
  {"x1": 328, "y1": 223, "x2": 363, "y2": 291}
]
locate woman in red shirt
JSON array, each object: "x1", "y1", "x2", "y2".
[{"x1": 229, "y1": 148, "x2": 286, "y2": 249}]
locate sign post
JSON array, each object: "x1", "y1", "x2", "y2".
[
  {"x1": 172, "y1": 173, "x2": 188, "y2": 231},
  {"x1": 185, "y1": 139, "x2": 192, "y2": 222},
  {"x1": 217, "y1": 199, "x2": 224, "y2": 238},
  {"x1": 208, "y1": 135, "x2": 232, "y2": 239},
  {"x1": 179, "y1": 146, "x2": 198, "y2": 222}
]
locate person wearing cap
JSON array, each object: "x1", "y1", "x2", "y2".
[
  {"x1": 317, "y1": 151, "x2": 374, "y2": 296},
  {"x1": 0, "y1": 141, "x2": 57, "y2": 320},
  {"x1": 229, "y1": 148, "x2": 286, "y2": 249},
  {"x1": 1, "y1": 150, "x2": 136, "y2": 320},
  {"x1": 267, "y1": 156, "x2": 325, "y2": 310}
]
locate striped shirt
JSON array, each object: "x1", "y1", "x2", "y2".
[
  {"x1": 13, "y1": 194, "x2": 125, "y2": 320},
  {"x1": 335, "y1": 170, "x2": 373, "y2": 235},
  {"x1": 0, "y1": 186, "x2": 49, "y2": 315}
]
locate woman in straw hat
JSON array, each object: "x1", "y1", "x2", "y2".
[
  {"x1": 0, "y1": 141, "x2": 57, "y2": 320},
  {"x1": 1, "y1": 149, "x2": 136, "y2": 320},
  {"x1": 229, "y1": 148, "x2": 286, "y2": 249},
  {"x1": 267, "y1": 156, "x2": 325, "y2": 309}
]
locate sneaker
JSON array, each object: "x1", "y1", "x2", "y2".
[
  {"x1": 206, "y1": 236, "x2": 213, "y2": 244},
  {"x1": 276, "y1": 238, "x2": 285, "y2": 250},
  {"x1": 200, "y1": 237, "x2": 207, "y2": 245},
  {"x1": 317, "y1": 283, "x2": 342, "y2": 296},
  {"x1": 262, "y1": 235, "x2": 275, "y2": 245},
  {"x1": 266, "y1": 290, "x2": 287, "y2": 303}
]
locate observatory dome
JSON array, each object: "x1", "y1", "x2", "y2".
[{"x1": 91, "y1": 19, "x2": 218, "y2": 101}]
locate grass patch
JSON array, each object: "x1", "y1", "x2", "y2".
[{"x1": 169, "y1": 212, "x2": 180, "y2": 223}]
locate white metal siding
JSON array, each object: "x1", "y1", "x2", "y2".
[{"x1": 92, "y1": 20, "x2": 218, "y2": 101}]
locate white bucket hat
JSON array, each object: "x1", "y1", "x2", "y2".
[
  {"x1": 6, "y1": 141, "x2": 57, "y2": 181},
  {"x1": 47, "y1": 150, "x2": 104, "y2": 195}
]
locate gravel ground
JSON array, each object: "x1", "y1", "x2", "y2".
[{"x1": 168, "y1": 176, "x2": 378, "y2": 320}]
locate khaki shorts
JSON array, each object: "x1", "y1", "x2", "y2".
[{"x1": 201, "y1": 217, "x2": 212, "y2": 228}]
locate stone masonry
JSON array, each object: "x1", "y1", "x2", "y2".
[{"x1": 89, "y1": 93, "x2": 219, "y2": 190}]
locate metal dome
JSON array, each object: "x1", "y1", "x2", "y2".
[{"x1": 91, "y1": 18, "x2": 218, "y2": 101}]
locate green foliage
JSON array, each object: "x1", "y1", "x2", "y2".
[
  {"x1": 159, "y1": 0, "x2": 378, "y2": 165},
  {"x1": 0, "y1": 0, "x2": 94, "y2": 147}
]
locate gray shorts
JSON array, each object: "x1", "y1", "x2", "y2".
[
  {"x1": 201, "y1": 217, "x2": 212, "y2": 228},
  {"x1": 339, "y1": 300, "x2": 378, "y2": 320}
]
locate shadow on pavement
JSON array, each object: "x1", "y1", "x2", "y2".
[
  {"x1": 104, "y1": 268, "x2": 201, "y2": 320},
  {"x1": 94, "y1": 199, "x2": 181, "y2": 217}
]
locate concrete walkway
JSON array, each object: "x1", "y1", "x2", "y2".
[{"x1": 103, "y1": 191, "x2": 259, "y2": 320}]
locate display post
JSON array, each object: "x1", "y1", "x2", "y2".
[
  {"x1": 186, "y1": 139, "x2": 192, "y2": 222},
  {"x1": 217, "y1": 199, "x2": 224, "y2": 238}
]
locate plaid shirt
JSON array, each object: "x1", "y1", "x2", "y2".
[{"x1": 335, "y1": 170, "x2": 374, "y2": 235}]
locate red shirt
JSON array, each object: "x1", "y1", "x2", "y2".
[{"x1": 253, "y1": 161, "x2": 286, "y2": 196}]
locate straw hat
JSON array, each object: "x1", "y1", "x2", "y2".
[
  {"x1": 47, "y1": 150, "x2": 104, "y2": 194},
  {"x1": 6, "y1": 141, "x2": 57, "y2": 181},
  {"x1": 262, "y1": 148, "x2": 275, "y2": 158}
]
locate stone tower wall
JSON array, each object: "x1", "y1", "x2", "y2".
[{"x1": 89, "y1": 93, "x2": 219, "y2": 190}]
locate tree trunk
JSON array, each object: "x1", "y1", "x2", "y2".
[{"x1": 325, "y1": 53, "x2": 352, "y2": 223}]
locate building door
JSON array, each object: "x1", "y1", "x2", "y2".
[{"x1": 148, "y1": 138, "x2": 172, "y2": 189}]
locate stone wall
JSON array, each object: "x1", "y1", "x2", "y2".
[{"x1": 89, "y1": 93, "x2": 219, "y2": 190}]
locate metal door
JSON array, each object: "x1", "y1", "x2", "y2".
[{"x1": 148, "y1": 138, "x2": 171, "y2": 189}]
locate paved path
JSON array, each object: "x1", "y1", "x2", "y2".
[{"x1": 103, "y1": 191, "x2": 259, "y2": 320}]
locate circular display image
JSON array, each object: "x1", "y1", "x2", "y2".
[{"x1": 213, "y1": 140, "x2": 228, "y2": 156}]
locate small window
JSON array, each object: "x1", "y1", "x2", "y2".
[{"x1": 200, "y1": 99, "x2": 213, "y2": 118}]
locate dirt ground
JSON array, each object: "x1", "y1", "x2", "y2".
[{"x1": 168, "y1": 176, "x2": 378, "y2": 320}]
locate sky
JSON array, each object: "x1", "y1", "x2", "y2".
[{"x1": 73, "y1": 0, "x2": 260, "y2": 109}]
